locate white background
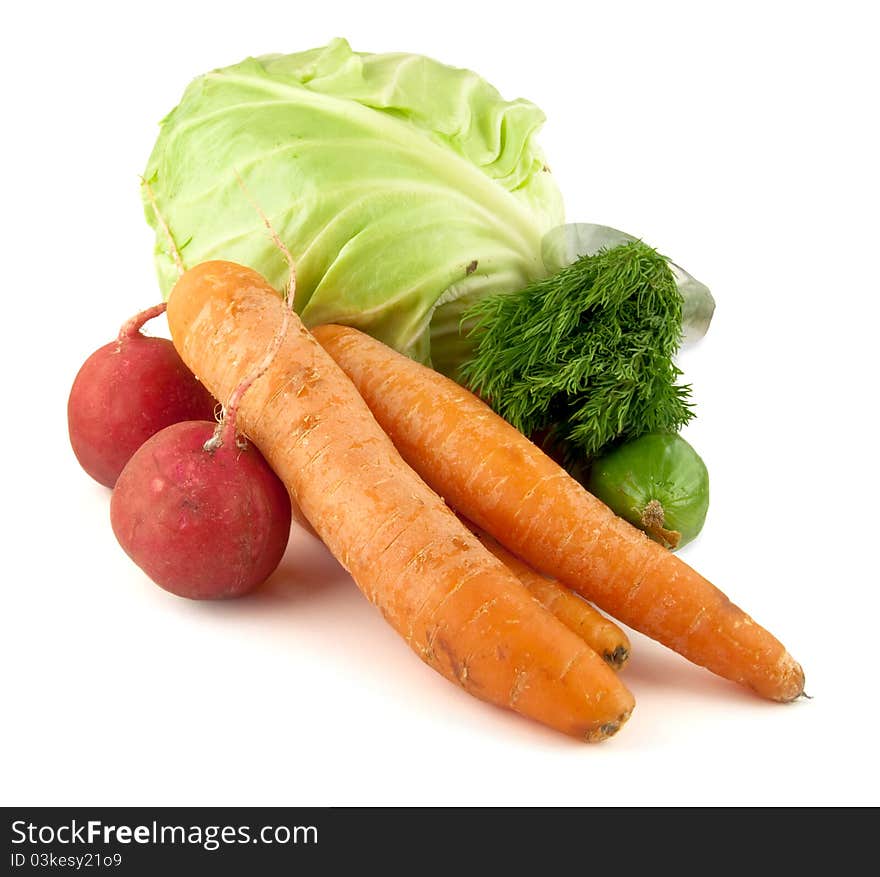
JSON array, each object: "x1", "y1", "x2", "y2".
[{"x1": 3, "y1": 0, "x2": 878, "y2": 806}]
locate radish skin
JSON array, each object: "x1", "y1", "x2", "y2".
[
  {"x1": 68, "y1": 304, "x2": 216, "y2": 487},
  {"x1": 111, "y1": 419, "x2": 292, "y2": 599}
]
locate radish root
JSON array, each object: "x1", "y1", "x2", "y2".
[
  {"x1": 233, "y1": 169, "x2": 298, "y2": 310},
  {"x1": 117, "y1": 303, "x2": 167, "y2": 345},
  {"x1": 203, "y1": 173, "x2": 298, "y2": 453},
  {"x1": 144, "y1": 171, "x2": 298, "y2": 452}
]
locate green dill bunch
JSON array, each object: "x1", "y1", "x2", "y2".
[{"x1": 460, "y1": 240, "x2": 693, "y2": 462}]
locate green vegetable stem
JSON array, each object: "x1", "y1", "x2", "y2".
[{"x1": 587, "y1": 433, "x2": 709, "y2": 550}]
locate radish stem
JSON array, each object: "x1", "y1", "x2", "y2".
[{"x1": 117, "y1": 303, "x2": 168, "y2": 342}]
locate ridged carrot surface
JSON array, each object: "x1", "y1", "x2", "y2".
[
  {"x1": 470, "y1": 526, "x2": 630, "y2": 670},
  {"x1": 167, "y1": 262, "x2": 635, "y2": 740},
  {"x1": 314, "y1": 324, "x2": 804, "y2": 702}
]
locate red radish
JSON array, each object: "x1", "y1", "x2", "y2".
[
  {"x1": 111, "y1": 237, "x2": 294, "y2": 600},
  {"x1": 110, "y1": 181, "x2": 293, "y2": 599},
  {"x1": 68, "y1": 304, "x2": 216, "y2": 487},
  {"x1": 110, "y1": 412, "x2": 292, "y2": 599}
]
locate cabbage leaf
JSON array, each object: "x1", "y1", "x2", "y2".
[{"x1": 143, "y1": 38, "x2": 564, "y2": 369}]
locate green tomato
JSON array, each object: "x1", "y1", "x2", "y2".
[{"x1": 587, "y1": 433, "x2": 709, "y2": 550}]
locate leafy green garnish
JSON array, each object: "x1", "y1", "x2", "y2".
[{"x1": 460, "y1": 240, "x2": 693, "y2": 463}]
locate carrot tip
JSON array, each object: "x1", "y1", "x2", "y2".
[
  {"x1": 585, "y1": 709, "x2": 633, "y2": 743},
  {"x1": 771, "y1": 659, "x2": 806, "y2": 703},
  {"x1": 604, "y1": 644, "x2": 630, "y2": 671}
]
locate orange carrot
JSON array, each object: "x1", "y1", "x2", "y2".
[
  {"x1": 167, "y1": 262, "x2": 635, "y2": 740},
  {"x1": 313, "y1": 324, "x2": 805, "y2": 702},
  {"x1": 467, "y1": 525, "x2": 631, "y2": 670}
]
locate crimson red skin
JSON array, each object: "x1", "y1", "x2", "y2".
[
  {"x1": 110, "y1": 421, "x2": 292, "y2": 599},
  {"x1": 68, "y1": 335, "x2": 217, "y2": 487}
]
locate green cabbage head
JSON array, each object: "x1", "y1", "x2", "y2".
[{"x1": 143, "y1": 38, "x2": 564, "y2": 374}]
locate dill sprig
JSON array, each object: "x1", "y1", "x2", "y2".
[{"x1": 460, "y1": 240, "x2": 693, "y2": 464}]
